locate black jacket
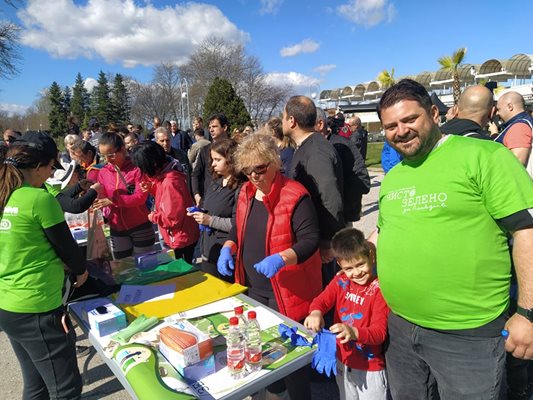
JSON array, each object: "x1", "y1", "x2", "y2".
[
  {"x1": 201, "y1": 178, "x2": 239, "y2": 263},
  {"x1": 328, "y1": 134, "x2": 370, "y2": 222},
  {"x1": 288, "y1": 132, "x2": 344, "y2": 244},
  {"x1": 440, "y1": 118, "x2": 492, "y2": 140}
]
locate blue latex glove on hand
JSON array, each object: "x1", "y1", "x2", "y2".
[
  {"x1": 253, "y1": 254, "x2": 285, "y2": 279},
  {"x1": 278, "y1": 324, "x2": 312, "y2": 347},
  {"x1": 217, "y1": 247, "x2": 234, "y2": 276},
  {"x1": 186, "y1": 206, "x2": 212, "y2": 233},
  {"x1": 311, "y1": 329, "x2": 337, "y2": 377}
]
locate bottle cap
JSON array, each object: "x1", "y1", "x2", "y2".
[
  {"x1": 248, "y1": 311, "x2": 257, "y2": 319},
  {"x1": 234, "y1": 306, "x2": 244, "y2": 315},
  {"x1": 229, "y1": 316, "x2": 238, "y2": 325}
]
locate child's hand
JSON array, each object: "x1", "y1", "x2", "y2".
[
  {"x1": 304, "y1": 310, "x2": 324, "y2": 333},
  {"x1": 330, "y1": 323, "x2": 358, "y2": 344}
]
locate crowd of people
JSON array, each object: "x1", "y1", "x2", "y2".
[{"x1": 0, "y1": 79, "x2": 532, "y2": 400}]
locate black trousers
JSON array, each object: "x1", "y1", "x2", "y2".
[
  {"x1": 173, "y1": 241, "x2": 197, "y2": 265},
  {"x1": 0, "y1": 306, "x2": 82, "y2": 400}
]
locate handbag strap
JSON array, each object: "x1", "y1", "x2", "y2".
[{"x1": 113, "y1": 164, "x2": 130, "y2": 189}]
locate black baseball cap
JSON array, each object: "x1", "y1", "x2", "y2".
[{"x1": 20, "y1": 131, "x2": 63, "y2": 169}]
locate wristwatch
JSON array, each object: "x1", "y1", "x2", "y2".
[{"x1": 516, "y1": 306, "x2": 533, "y2": 322}]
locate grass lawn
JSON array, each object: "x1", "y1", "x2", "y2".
[{"x1": 365, "y1": 142, "x2": 383, "y2": 169}]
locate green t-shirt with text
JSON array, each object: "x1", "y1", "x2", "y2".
[
  {"x1": 377, "y1": 135, "x2": 533, "y2": 329},
  {"x1": 0, "y1": 184, "x2": 66, "y2": 313}
]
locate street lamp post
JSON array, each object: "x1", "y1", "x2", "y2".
[
  {"x1": 309, "y1": 83, "x2": 321, "y2": 107},
  {"x1": 179, "y1": 78, "x2": 191, "y2": 129}
]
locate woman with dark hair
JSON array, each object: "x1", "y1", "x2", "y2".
[
  {"x1": 95, "y1": 132, "x2": 156, "y2": 259},
  {"x1": 0, "y1": 132, "x2": 87, "y2": 399},
  {"x1": 187, "y1": 138, "x2": 243, "y2": 280},
  {"x1": 131, "y1": 141, "x2": 199, "y2": 263}
]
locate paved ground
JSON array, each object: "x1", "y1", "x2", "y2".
[{"x1": 0, "y1": 170, "x2": 384, "y2": 400}]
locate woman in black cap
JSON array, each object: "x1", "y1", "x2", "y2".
[{"x1": 0, "y1": 132, "x2": 87, "y2": 399}]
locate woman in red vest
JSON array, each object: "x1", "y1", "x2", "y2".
[{"x1": 217, "y1": 133, "x2": 321, "y2": 400}]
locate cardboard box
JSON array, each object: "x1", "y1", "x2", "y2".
[
  {"x1": 86, "y1": 301, "x2": 127, "y2": 337},
  {"x1": 175, "y1": 355, "x2": 215, "y2": 383},
  {"x1": 158, "y1": 321, "x2": 214, "y2": 381}
]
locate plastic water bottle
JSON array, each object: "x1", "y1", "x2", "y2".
[
  {"x1": 245, "y1": 311, "x2": 262, "y2": 372},
  {"x1": 234, "y1": 306, "x2": 247, "y2": 339},
  {"x1": 226, "y1": 317, "x2": 245, "y2": 379}
]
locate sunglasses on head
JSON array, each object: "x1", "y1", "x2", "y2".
[{"x1": 242, "y1": 162, "x2": 270, "y2": 176}]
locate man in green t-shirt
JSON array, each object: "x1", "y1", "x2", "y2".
[{"x1": 375, "y1": 79, "x2": 533, "y2": 400}]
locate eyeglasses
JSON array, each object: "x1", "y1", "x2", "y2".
[
  {"x1": 242, "y1": 162, "x2": 270, "y2": 176},
  {"x1": 98, "y1": 151, "x2": 118, "y2": 159}
]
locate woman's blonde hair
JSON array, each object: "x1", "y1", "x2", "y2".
[
  {"x1": 64, "y1": 134, "x2": 81, "y2": 147},
  {"x1": 234, "y1": 133, "x2": 281, "y2": 173}
]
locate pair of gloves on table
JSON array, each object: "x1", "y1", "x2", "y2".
[
  {"x1": 217, "y1": 247, "x2": 284, "y2": 278},
  {"x1": 279, "y1": 323, "x2": 337, "y2": 378}
]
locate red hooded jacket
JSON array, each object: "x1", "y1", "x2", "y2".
[
  {"x1": 147, "y1": 161, "x2": 199, "y2": 249},
  {"x1": 97, "y1": 158, "x2": 150, "y2": 231}
]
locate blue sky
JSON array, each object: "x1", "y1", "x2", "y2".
[{"x1": 1, "y1": 0, "x2": 532, "y2": 115}]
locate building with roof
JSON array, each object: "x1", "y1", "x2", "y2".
[{"x1": 319, "y1": 53, "x2": 533, "y2": 133}]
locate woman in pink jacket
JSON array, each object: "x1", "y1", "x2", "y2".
[
  {"x1": 94, "y1": 132, "x2": 155, "y2": 259},
  {"x1": 131, "y1": 141, "x2": 199, "y2": 264}
]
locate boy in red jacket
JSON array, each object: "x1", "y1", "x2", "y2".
[{"x1": 304, "y1": 227, "x2": 389, "y2": 400}]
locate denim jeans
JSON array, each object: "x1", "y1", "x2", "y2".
[
  {"x1": 386, "y1": 312, "x2": 505, "y2": 400},
  {"x1": 0, "y1": 306, "x2": 82, "y2": 400}
]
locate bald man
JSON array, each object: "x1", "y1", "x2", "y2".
[
  {"x1": 348, "y1": 116, "x2": 368, "y2": 159},
  {"x1": 495, "y1": 91, "x2": 532, "y2": 173},
  {"x1": 440, "y1": 85, "x2": 495, "y2": 140}
]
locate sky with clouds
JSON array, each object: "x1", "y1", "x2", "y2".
[{"x1": 0, "y1": 0, "x2": 531, "y2": 115}]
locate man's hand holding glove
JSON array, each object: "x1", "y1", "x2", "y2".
[
  {"x1": 217, "y1": 247, "x2": 235, "y2": 276},
  {"x1": 253, "y1": 254, "x2": 285, "y2": 278}
]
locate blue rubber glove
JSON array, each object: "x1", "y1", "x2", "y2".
[
  {"x1": 278, "y1": 324, "x2": 312, "y2": 347},
  {"x1": 187, "y1": 206, "x2": 212, "y2": 233},
  {"x1": 253, "y1": 254, "x2": 285, "y2": 279},
  {"x1": 217, "y1": 247, "x2": 235, "y2": 276},
  {"x1": 311, "y1": 329, "x2": 337, "y2": 377}
]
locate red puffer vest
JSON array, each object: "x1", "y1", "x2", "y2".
[{"x1": 235, "y1": 171, "x2": 322, "y2": 321}]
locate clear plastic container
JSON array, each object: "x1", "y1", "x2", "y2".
[
  {"x1": 226, "y1": 316, "x2": 245, "y2": 379},
  {"x1": 234, "y1": 306, "x2": 247, "y2": 340},
  {"x1": 245, "y1": 310, "x2": 262, "y2": 372}
]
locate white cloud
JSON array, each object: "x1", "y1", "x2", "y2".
[
  {"x1": 337, "y1": 0, "x2": 396, "y2": 27},
  {"x1": 265, "y1": 72, "x2": 320, "y2": 94},
  {"x1": 0, "y1": 103, "x2": 30, "y2": 116},
  {"x1": 84, "y1": 78, "x2": 97, "y2": 93},
  {"x1": 314, "y1": 64, "x2": 336, "y2": 75},
  {"x1": 280, "y1": 39, "x2": 319, "y2": 57},
  {"x1": 259, "y1": 0, "x2": 284, "y2": 15},
  {"x1": 18, "y1": 0, "x2": 249, "y2": 68}
]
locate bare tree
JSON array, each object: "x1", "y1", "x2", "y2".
[
  {"x1": 180, "y1": 37, "x2": 292, "y2": 124},
  {"x1": 0, "y1": 1, "x2": 22, "y2": 80},
  {"x1": 153, "y1": 62, "x2": 182, "y2": 121}
]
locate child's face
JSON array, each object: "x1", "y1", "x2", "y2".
[{"x1": 338, "y1": 256, "x2": 374, "y2": 286}]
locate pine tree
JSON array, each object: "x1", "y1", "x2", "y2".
[
  {"x1": 63, "y1": 85, "x2": 71, "y2": 116},
  {"x1": 91, "y1": 70, "x2": 112, "y2": 125},
  {"x1": 47, "y1": 81, "x2": 67, "y2": 137},
  {"x1": 111, "y1": 73, "x2": 130, "y2": 125},
  {"x1": 71, "y1": 72, "x2": 89, "y2": 124},
  {"x1": 203, "y1": 77, "x2": 251, "y2": 132}
]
